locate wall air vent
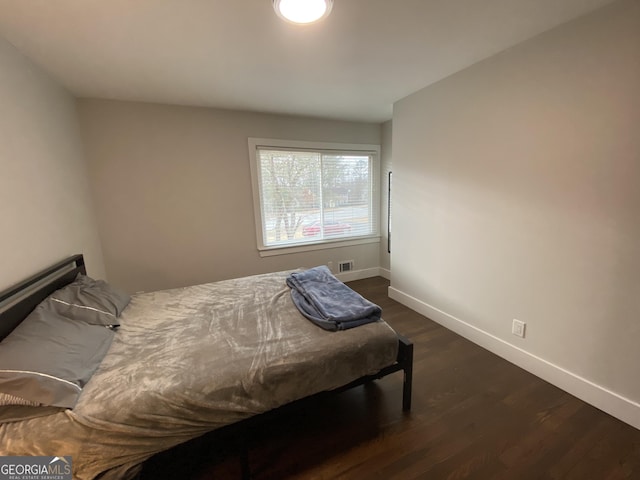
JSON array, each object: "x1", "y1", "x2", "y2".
[{"x1": 339, "y1": 261, "x2": 354, "y2": 273}]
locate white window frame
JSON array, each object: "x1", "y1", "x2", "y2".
[{"x1": 248, "y1": 138, "x2": 381, "y2": 257}]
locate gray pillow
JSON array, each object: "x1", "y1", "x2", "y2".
[
  {"x1": 0, "y1": 405, "x2": 64, "y2": 424},
  {"x1": 0, "y1": 305, "x2": 114, "y2": 409},
  {"x1": 44, "y1": 274, "x2": 130, "y2": 327}
]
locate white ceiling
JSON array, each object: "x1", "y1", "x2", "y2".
[{"x1": 0, "y1": 0, "x2": 617, "y2": 122}]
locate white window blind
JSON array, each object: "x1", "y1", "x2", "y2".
[{"x1": 249, "y1": 139, "x2": 379, "y2": 252}]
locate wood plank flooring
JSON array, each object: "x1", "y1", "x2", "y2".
[{"x1": 141, "y1": 277, "x2": 640, "y2": 479}]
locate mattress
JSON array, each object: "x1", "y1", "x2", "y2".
[{"x1": 0, "y1": 270, "x2": 399, "y2": 479}]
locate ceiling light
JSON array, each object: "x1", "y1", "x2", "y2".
[{"x1": 273, "y1": 0, "x2": 333, "y2": 25}]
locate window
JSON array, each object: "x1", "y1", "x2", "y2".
[{"x1": 249, "y1": 138, "x2": 380, "y2": 255}]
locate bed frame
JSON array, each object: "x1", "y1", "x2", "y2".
[
  {"x1": 0, "y1": 254, "x2": 86, "y2": 340},
  {"x1": 0, "y1": 254, "x2": 413, "y2": 478}
]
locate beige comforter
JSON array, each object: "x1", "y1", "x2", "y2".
[{"x1": 0, "y1": 271, "x2": 398, "y2": 479}]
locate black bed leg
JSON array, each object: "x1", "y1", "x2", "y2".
[
  {"x1": 240, "y1": 446, "x2": 250, "y2": 480},
  {"x1": 402, "y1": 341, "x2": 413, "y2": 412}
]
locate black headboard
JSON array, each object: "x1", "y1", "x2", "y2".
[{"x1": 0, "y1": 254, "x2": 86, "y2": 340}]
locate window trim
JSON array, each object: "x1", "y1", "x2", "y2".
[{"x1": 248, "y1": 138, "x2": 381, "y2": 256}]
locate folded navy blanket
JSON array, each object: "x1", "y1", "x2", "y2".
[{"x1": 286, "y1": 265, "x2": 382, "y2": 331}]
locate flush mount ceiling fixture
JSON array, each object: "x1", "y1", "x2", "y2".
[{"x1": 273, "y1": 0, "x2": 333, "y2": 25}]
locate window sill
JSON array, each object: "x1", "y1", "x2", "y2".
[{"x1": 258, "y1": 236, "x2": 380, "y2": 257}]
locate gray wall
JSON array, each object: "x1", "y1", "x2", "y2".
[
  {"x1": 0, "y1": 36, "x2": 105, "y2": 290},
  {"x1": 78, "y1": 99, "x2": 383, "y2": 293},
  {"x1": 391, "y1": 0, "x2": 640, "y2": 427},
  {"x1": 379, "y1": 120, "x2": 392, "y2": 273}
]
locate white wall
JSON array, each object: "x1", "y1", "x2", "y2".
[
  {"x1": 77, "y1": 99, "x2": 383, "y2": 293},
  {"x1": 0, "y1": 36, "x2": 105, "y2": 290},
  {"x1": 391, "y1": 0, "x2": 640, "y2": 428}
]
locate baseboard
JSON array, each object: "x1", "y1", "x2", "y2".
[
  {"x1": 378, "y1": 268, "x2": 391, "y2": 280},
  {"x1": 388, "y1": 286, "x2": 640, "y2": 431},
  {"x1": 336, "y1": 267, "x2": 383, "y2": 283}
]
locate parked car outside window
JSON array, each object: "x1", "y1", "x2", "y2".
[{"x1": 302, "y1": 221, "x2": 352, "y2": 237}]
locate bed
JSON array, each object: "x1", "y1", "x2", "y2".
[{"x1": 0, "y1": 255, "x2": 413, "y2": 479}]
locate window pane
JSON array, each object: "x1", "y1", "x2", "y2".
[
  {"x1": 321, "y1": 155, "x2": 372, "y2": 239},
  {"x1": 259, "y1": 150, "x2": 320, "y2": 246}
]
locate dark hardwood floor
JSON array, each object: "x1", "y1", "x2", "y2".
[{"x1": 141, "y1": 277, "x2": 640, "y2": 479}]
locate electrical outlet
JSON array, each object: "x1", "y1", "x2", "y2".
[{"x1": 512, "y1": 319, "x2": 526, "y2": 338}]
